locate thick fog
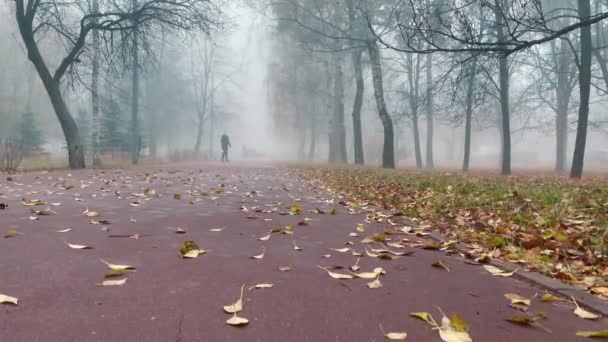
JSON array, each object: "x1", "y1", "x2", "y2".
[{"x1": 2, "y1": 1, "x2": 608, "y2": 177}]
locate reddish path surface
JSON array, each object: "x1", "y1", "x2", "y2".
[{"x1": 1, "y1": 163, "x2": 607, "y2": 342}]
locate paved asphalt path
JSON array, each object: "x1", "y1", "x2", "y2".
[{"x1": 1, "y1": 163, "x2": 607, "y2": 342}]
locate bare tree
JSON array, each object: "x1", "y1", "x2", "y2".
[{"x1": 12, "y1": 0, "x2": 223, "y2": 168}]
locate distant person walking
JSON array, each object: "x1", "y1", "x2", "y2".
[{"x1": 221, "y1": 133, "x2": 231, "y2": 162}]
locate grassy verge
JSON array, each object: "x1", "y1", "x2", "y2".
[{"x1": 299, "y1": 165, "x2": 608, "y2": 290}]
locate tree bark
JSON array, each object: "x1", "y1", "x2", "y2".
[
  {"x1": 91, "y1": 0, "x2": 101, "y2": 166},
  {"x1": 347, "y1": 0, "x2": 364, "y2": 165},
  {"x1": 463, "y1": 62, "x2": 476, "y2": 172},
  {"x1": 495, "y1": 1, "x2": 511, "y2": 175},
  {"x1": 407, "y1": 53, "x2": 423, "y2": 168},
  {"x1": 571, "y1": 0, "x2": 592, "y2": 179},
  {"x1": 15, "y1": 2, "x2": 85, "y2": 169},
  {"x1": 425, "y1": 53, "x2": 434, "y2": 168},
  {"x1": 368, "y1": 40, "x2": 395, "y2": 169},
  {"x1": 131, "y1": 0, "x2": 141, "y2": 165},
  {"x1": 333, "y1": 53, "x2": 347, "y2": 163},
  {"x1": 351, "y1": 49, "x2": 365, "y2": 165},
  {"x1": 555, "y1": 38, "x2": 571, "y2": 172}
]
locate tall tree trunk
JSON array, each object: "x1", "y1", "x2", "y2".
[
  {"x1": 463, "y1": 62, "x2": 476, "y2": 172},
  {"x1": 91, "y1": 0, "x2": 101, "y2": 166},
  {"x1": 554, "y1": 29, "x2": 572, "y2": 172},
  {"x1": 325, "y1": 61, "x2": 335, "y2": 163},
  {"x1": 131, "y1": 0, "x2": 140, "y2": 164},
  {"x1": 347, "y1": 0, "x2": 364, "y2": 165},
  {"x1": 425, "y1": 53, "x2": 434, "y2": 168},
  {"x1": 333, "y1": 53, "x2": 347, "y2": 163},
  {"x1": 408, "y1": 53, "x2": 423, "y2": 168},
  {"x1": 495, "y1": 2, "x2": 511, "y2": 175},
  {"x1": 368, "y1": 40, "x2": 395, "y2": 168},
  {"x1": 15, "y1": 5, "x2": 84, "y2": 169},
  {"x1": 351, "y1": 49, "x2": 365, "y2": 165},
  {"x1": 571, "y1": 0, "x2": 592, "y2": 179}
]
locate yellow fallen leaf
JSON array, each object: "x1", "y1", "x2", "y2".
[
  {"x1": 22, "y1": 199, "x2": 45, "y2": 206},
  {"x1": 97, "y1": 278, "x2": 127, "y2": 286},
  {"x1": 318, "y1": 266, "x2": 354, "y2": 279},
  {"x1": 101, "y1": 259, "x2": 135, "y2": 271},
  {"x1": 67, "y1": 242, "x2": 93, "y2": 250},
  {"x1": 439, "y1": 315, "x2": 472, "y2": 342},
  {"x1": 249, "y1": 284, "x2": 273, "y2": 290},
  {"x1": 4, "y1": 229, "x2": 17, "y2": 238},
  {"x1": 410, "y1": 312, "x2": 433, "y2": 323},
  {"x1": 258, "y1": 234, "x2": 271, "y2": 241},
  {"x1": 356, "y1": 224, "x2": 365, "y2": 232},
  {"x1": 353, "y1": 270, "x2": 382, "y2": 279},
  {"x1": 540, "y1": 293, "x2": 557, "y2": 302},
  {"x1": 85, "y1": 211, "x2": 99, "y2": 217},
  {"x1": 574, "y1": 306, "x2": 600, "y2": 320},
  {"x1": 577, "y1": 329, "x2": 608, "y2": 337},
  {"x1": 226, "y1": 313, "x2": 249, "y2": 326},
  {"x1": 224, "y1": 284, "x2": 245, "y2": 313},
  {"x1": 380, "y1": 324, "x2": 406, "y2": 340},
  {"x1": 183, "y1": 249, "x2": 208, "y2": 258},
  {"x1": 251, "y1": 247, "x2": 266, "y2": 260},
  {"x1": 0, "y1": 294, "x2": 18, "y2": 305},
  {"x1": 179, "y1": 240, "x2": 200, "y2": 257}
]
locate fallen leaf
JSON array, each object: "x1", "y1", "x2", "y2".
[
  {"x1": 85, "y1": 211, "x2": 99, "y2": 217},
  {"x1": 576, "y1": 329, "x2": 608, "y2": 337},
  {"x1": 174, "y1": 194, "x2": 182, "y2": 200},
  {"x1": 574, "y1": 305, "x2": 600, "y2": 320},
  {"x1": 101, "y1": 259, "x2": 135, "y2": 271},
  {"x1": 506, "y1": 315, "x2": 536, "y2": 326},
  {"x1": 210, "y1": 227, "x2": 225, "y2": 232},
  {"x1": 175, "y1": 228, "x2": 187, "y2": 234},
  {"x1": 183, "y1": 249, "x2": 208, "y2": 258},
  {"x1": 483, "y1": 265, "x2": 517, "y2": 277},
  {"x1": 67, "y1": 242, "x2": 93, "y2": 250},
  {"x1": 380, "y1": 324, "x2": 406, "y2": 340},
  {"x1": 251, "y1": 247, "x2": 266, "y2": 260},
  {"x1": 4, "y1": 229, "x2": 17, "y2": 238},
  {"x1": 226, "y1": 313, "x2": 249, "y2": 326},
  {"x1": 409, "y1": 312, "x2": 433, "y2": 323},
  {"x1": 56, "y1": 228, "x2": 72, "y2": 233},
  {"x1": 293, "y1": 240, "x2": 302, "y2": 251},
  {"x1": 367, "y1": 276, "x2": 383, "y2": 289},
  {"x1": 438, "y1": 315, "x2": 472, "y2": 342},
  {"x1": 97, "y1": 278, "x2": 127, "y2": 286},
  {"x1": 0, "y1": 294, "x2": 18, "y2": 305},
  {"x1": 505, "y1": 293, "x2": 531, "y2": 306},
  {"x1": 179, "y1": 241, "x2": 200, "y2": 257},
  {"x1": 356, "y1": 224, "x2": 365, "y2": 232},
  {"x1": 258, "y1": 234, "x2": 271, "y2": 241},
  {"x1": 224, "y1": 284, "x2": 245, "y2": 313},
  {"x1": 279, "y1": 265, "x2": 292, "y2": 272},
  {"x1": 318, "y1": 266, "x2": 354, "y2": 279},
  {"x1": 249, "y1": 284, "x2": 273, "y2": 290},
  {"x1": 540, "y1": 293, "x2": 558, "y2": 302},
  {"x1": 432, "y1": 260, "x2": 451, "y2": 272},
  {"x1": 350, "y1": 257, "x2": 361, "y2": 272}
]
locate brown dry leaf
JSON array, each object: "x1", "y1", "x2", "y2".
[
  {"x1": 223, "y1": 284, "x2": 245, "y2": 314},
  {"x1": 318, "y1": 266, "x2": 354, "y2": 279},
  {"x1": 97, "y1": 278, "x2": 127, "y2": 286},
  {"x1": 226, "y1": 313, "x2": 249, "y2": 327},
  {"x1": 67, "y1": 242, "x2": 93, "y2": 250},
  {"x1": 174, "y1": 194, "x2": 182, "y2": 200},
  {"x1": 379, "y1": 324, "x2": 406, "y2": 340},
  {"x1": 0, "y1": 294, "x2": 18, "y2": 305},
  {"x1": 251, "y1": 247, "x2": 266, "y2": 260}
]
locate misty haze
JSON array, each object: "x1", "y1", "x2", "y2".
[{"x1": 3, "y1": 1, "x2": 608, "y2": 341}]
